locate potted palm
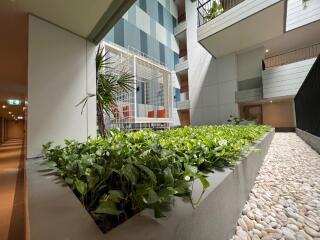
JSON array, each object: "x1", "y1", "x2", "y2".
[
  {"x1": 205, "y1": 0, "x2": 224, "y2": 21},
  {"x1": 78, "y1": 45, "x2": 134, "y2": 137}
]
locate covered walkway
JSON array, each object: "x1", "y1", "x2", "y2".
[{"x1": 0, "y1": 139, "x2": 26, "y2": 240}]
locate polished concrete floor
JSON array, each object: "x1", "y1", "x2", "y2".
[{"x1": 0, "y1": 139, "x2": 25, "y2": 240}]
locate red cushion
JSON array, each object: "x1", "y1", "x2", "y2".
[
  {"x1": 148, "y1": 111, "x2": 154, "y2": 118},
  {"x1": 123, "y1": 106, "x2": 129, "y2": 118},
  {"x1": 111, "y1": 107, "x2": 120, "y2": 119},
  {"x1": 157, "y1": 109, "x2": 165, "y2": 118}
]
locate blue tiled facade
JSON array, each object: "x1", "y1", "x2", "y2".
[{"x1": 105, "y1": 0, "x2": 179, "y2": 70}]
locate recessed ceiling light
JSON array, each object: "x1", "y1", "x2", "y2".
[
  {"x1": 9, "y1": 112, "x2": 11, "y2": 114},
  {"x1": 265, "y1": 49, "x2": 269, "y2": 53},
  {"x1": 270, "y1": 100, "x2": 273, "y2": 103},
  {"x1": 2, "y1": 105, "x2": 6, "y2": 109},
  {"x1": 17, "y1": 116, "x2": 23, "y2": 120}
]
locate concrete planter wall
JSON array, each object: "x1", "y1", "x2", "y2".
[
  {"x1": 296, "y1": 128, "x2": 320, "y2": 154},
  {"x1": 27, "y1": 129, "x2": 274, "y2": 240}
]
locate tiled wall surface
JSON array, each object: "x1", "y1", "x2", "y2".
[{"x1": 105, "y1": 0, "x2": 179, "y2": 70}]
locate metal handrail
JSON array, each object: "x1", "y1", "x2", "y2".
[
  {"x1": 264, "y1": 43, "x2": 320, "y2": 69},
  {"x1": 197, "y1": 0, "x2": 244, "y2": 27}
]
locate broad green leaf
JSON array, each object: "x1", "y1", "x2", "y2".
[
  {"x1": 47, "y1": 161, "x2": 57, "y2": 169},
  {"x1": 158, "y1": 187, "x2": 176, "y2": 202},
  {"x1": 96, "y1": 149, "x2": 103, "y2": 156},
  {"x1": 123, "y1": 164, "x2": 138, "y2": 184},
  {"x1": 87, "y1": 175, "x2": 99, "y2": 189},
  {"x1": 175, "y1": 180, "x2": 190, "y2": 195},
  {"x1": 95, "y1": 199, "x2": 122, "y2": 215},
  {"x1": 184, "y1": 164, "x2": 198, "y2": 176},
  {"x1": 108, "y1": 190, "x2": 124, "y2": 203},
  {"x1": 143, "y1": 189, "x2": 159, "y2": 204},
  {"x1": 94, "y1": 164, "x2": 105, "y2": 175},
  {"x1": 163, "y1": 167, "x2": 174, "y2": 186},
  {"x1": 135, "y1": 164, "x2": 157, "y2": 184},
  {"x1": 74, "y1": 179, "x2": 87, "y2": 196},
  {"x1": 65, "y1": 177, "x2": 73, "y2": 185},
  {"x1": 198, "y1": 175, "x2": 210, "y2": 189}
]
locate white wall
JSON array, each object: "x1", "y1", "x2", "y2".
[
  {"x1": 237, "y1": 48, "x2": 264, "y2": 82},
  {"x1": 28, "y1": 16, "x2": 96, "y2": 158},
  {"x1": 262, "y1": 57, "x2": 316, "y2": 98},
  {"x1": 286, "y1": 0, "x2": 320, "y2": 31},
  {"x1": 172, "y1": 72, "x2": 181, "y2": 126},
  {"x1": 186, "y1": 0, "x2": 238, "y2": 125}
]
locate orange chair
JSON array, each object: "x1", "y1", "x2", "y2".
[
  {"x1": 157, "y1": 109, "x2": 166, "y2": 118},
  {"x1": 123, "y1": 106, "x2": 130, "y2": 118},
  {"x1": 148, "y1": 111, "x2": 154, "y2": 118},
  {"x1": 111, "y1": 107, "x2": 120, "y2": 120}
]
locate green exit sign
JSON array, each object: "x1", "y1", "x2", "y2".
[{"x1": 7, "y1": 99, "x2": 21, "y2": 105}]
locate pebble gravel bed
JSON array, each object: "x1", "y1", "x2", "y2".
[{"x1": 230, "y1": 133, "x2": 320, "y2": 240}]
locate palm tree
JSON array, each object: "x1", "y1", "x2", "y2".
[{"x1": 78, "y1": 45, "x2": 134, "y2": 137}]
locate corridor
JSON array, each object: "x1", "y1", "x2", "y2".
[{"x1": 0, "y1": 139, "x2": 26, "y2": 240}]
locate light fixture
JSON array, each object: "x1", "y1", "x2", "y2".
[
  {"x1": 270, "y1": 100, "x2": 273, "y2": 103},
  {"x1": 7, "y1": 99, "x2": 21, "y2": 106},
  {"x1": 265, "y1": 49, "x2": 269, "y2": 53},
  {"x1": 2, "y1": 105, "x2": 6, "y2": 109},
  {"x1": 9, "y1": 111, "x2": 11, "y2": 114},
  {"x1": 17, "y1": 116, "x2": 23, "y2": 120}
]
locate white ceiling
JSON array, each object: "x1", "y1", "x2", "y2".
[
  {"x1": 12, "y1": 0, "x2": 113, "y2": 38},
  {"x1": 264, "y1": 20, "x2": 320, "y2": 58}
]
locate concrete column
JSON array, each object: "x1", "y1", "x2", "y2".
[{"x1": 27, "y1": 16, "x2": 96, "y2": 158}]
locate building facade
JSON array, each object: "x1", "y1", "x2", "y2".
[
  {"x1": 104, "y1": 0, "x2": 188, "y2": 128},
  {"x1": 194, "y1": 0, "x2": 320, "y2": 130},
  {"x1": 105, "y1": 0, "x2": 180, "y2": 69},
  {"x1": 104, "y1": 0, "x2": 320, "y2": 130}
]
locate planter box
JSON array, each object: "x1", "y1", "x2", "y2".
[{"x1": 27, "y1": 129, "x2": 274, "y2": 240}]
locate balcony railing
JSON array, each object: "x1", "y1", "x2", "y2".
[
  {"x1": 264, "y1": 43, "x2": 320, "y2": 69},
  {"x1": 197, "y1": 0, "x2": 245, "y2": 27}
]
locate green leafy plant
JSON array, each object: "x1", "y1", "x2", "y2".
[
  {"x1": 227, "y1": 115, "x2": 246, "y2": 125},
  {"x1": 302, "y1": 0, "x2": 309, "y2": 8},
  {"x1": 205, "y1": 1, "x2": 224, "y2": 21},
  {"x1": 43, "y1": 125, "x2": 271, "y2": 233},
  {"x1": 77, "y1": 45, "x2": 134, "y2": 137}
]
